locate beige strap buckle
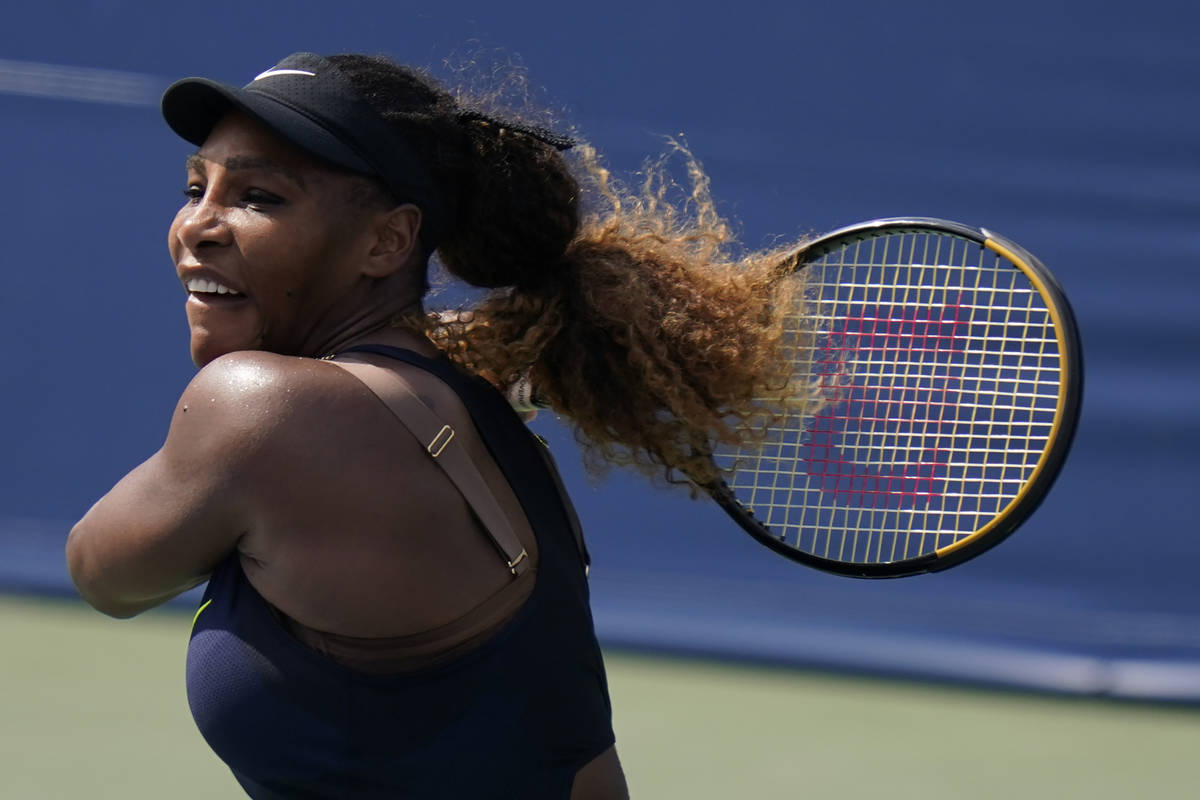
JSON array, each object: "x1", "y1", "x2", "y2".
[
  {"x1": 426, "y1": 425, "x2": 455, "y2": 458},
  {"x1": 507, "y1": 549, "x2": 529, "y2": 576}
]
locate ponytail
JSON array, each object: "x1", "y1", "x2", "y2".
[{"x1": 332, "y1": 53, "x2": 805, "y2": 486}]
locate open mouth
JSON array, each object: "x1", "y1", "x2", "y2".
[
  {"x1": 185, "y1": 278, "x2": 244, "y2": 297},
  {"x1": 182, "y1": 275, "x2": 246, "y2": 299}
]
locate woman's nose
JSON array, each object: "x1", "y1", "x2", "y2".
[{"x1": 173, "y1": 194, "x2": 233, "y2": 253}]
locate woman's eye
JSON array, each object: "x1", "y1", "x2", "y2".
[
  {"x1": 244, "y1": 189, "x2": 284, "y2": 207},
  {"x1": 183, "y1": 184, "x2": 204, "y2": 202}
]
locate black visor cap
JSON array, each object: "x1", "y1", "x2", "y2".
[
  {"x1": 161, "y1": 77, "x2": 375, "y2": 177},
  {"x1": 161, "y1": 53, "x2": 445, "y2": 242}
]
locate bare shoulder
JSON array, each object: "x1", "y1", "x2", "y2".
[
  {"x1": 174, "y1": 350, "x2": 482, "y2": 462},
  {"x1": 176, "y1": 350, "x2": 372, "y2": 422},
  {"x1": 162, "y1": 351, "x2": 376, "y2": 470},
  {"x1": 180, "y1": 350, "x2": 333, "y2": 414}
]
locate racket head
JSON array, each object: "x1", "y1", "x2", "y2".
[{"x1": 708, "y1": 218, "x2": 1082, "y2": 578}]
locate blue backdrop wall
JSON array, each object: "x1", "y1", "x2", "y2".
[{"x1": 2, "y1": 0, "x2": 1198, "y2": 700}]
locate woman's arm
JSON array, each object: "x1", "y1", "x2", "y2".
[{"x1": 66, "y1": 352, "x2": 292, "y2": 617}]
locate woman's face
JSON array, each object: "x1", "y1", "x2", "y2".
[{"x1": 169, "y1": 112, "x2": 377, "y2": 366}]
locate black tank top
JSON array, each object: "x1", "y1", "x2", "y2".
[{"x1": 186, "y1": 347, "x2": 614, "y2": 799}]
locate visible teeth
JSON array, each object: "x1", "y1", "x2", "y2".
[{"x1": 186, "y1": 277, "x2": 242, "y2": 296}]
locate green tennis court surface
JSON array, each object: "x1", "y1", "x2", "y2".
[{"x1": 3, "y1": 594, "x2": 1198, "y2": 799}]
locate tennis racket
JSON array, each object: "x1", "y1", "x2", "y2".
[{"x1": 706, "y1": 218, "x2": 1082, "y2": 578}]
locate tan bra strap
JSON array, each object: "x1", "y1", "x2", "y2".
[{"x1": 327, "y1": 355, "x2": 530, "y2": 578}]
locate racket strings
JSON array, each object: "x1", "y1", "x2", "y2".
[{"x1": 713, "y1": 231, "x2": 1061, "y2": 564}]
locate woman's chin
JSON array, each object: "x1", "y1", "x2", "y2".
[
  {"x1": 185, "y1": 297, "x2": 263, "y2": 366},
  {"x1": 189, "y1": 331, "x2": 260, "y2": 367}
]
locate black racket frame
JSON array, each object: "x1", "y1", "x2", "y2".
[{"x1": 704, "y1": 218, "x2": 1083, "y2": 578}]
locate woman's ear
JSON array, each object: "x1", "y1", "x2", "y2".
[{"x1": 362, "y1": 204, "x2": 422, "y2": 278}]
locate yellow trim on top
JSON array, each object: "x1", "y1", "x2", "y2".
[
  {"x1": 191, "y1": 598, "x2": 213, "y2": 631},
  {"x1": 934, "y1": 237, "x2": 1072, "y2": 558}
]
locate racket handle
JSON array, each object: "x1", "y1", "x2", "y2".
[{"x1": 505, "y1": 373, "x2": 550, "y2": 413}]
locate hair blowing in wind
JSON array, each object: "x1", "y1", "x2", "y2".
[{"x1": 330, "y1": 54, "x2": 814, "y2": 488}]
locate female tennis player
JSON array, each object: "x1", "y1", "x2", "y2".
[{"x1": 65, "y1": 52, "x2": 802, "y2": 799}]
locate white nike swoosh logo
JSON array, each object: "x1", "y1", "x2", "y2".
[{"x1": 253, "y1": 68, "x2": 317, "y2": 81}]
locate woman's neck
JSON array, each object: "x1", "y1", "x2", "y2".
[{"x1": 320, "y1": 313, "x2": 442, "y2": 360}]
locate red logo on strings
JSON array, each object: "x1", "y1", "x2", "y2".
[{"x1": 804, "y1": 294, "x2": 967, "y2": 508}]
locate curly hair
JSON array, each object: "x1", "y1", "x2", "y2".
[{"x1": 328, "y1": 54, "x2": 812, "y2": 487}]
